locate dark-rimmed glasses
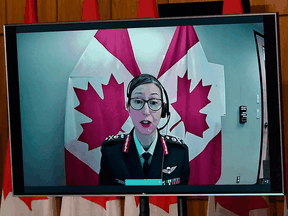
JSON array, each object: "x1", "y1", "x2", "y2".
[{"x1": 130, "y1": 98, "x2": 163, "y2": 111}]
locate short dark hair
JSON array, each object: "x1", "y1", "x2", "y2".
[{"x1": 126, "y1": 74, "x2": 163, "y2": 105}]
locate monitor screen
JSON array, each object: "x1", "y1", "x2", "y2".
[{"x1": 4, "y1": 13, "x2": 283, "y2": 196}]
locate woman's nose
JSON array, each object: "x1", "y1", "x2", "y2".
[{"x1": 142, "y1": 103, "x2": 150, "y2": 115}]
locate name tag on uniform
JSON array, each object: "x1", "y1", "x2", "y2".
[{"x1": 125, "y1": 179, "x2": 162, "y2": 186}]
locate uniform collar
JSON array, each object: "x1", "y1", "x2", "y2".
[{"x1": 133, "y1": 129, "x2": 158, "y2": 157}]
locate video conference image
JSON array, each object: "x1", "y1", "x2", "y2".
[{"x1": 8, "y1": 15, "x2": 281, "y2": 195}]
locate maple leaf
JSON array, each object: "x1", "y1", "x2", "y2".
[
  {"x1": 134, "y1": 196, "x2": 177, "y2": 213},
  {"x1": 19, "y1": 197, "x2": 49, "y2": 211},
  {"x1": 82, "y1": 196, "x2": 119, "y2": 209},
  {"x1": 74, "y1": 74, "x2": 129, "y2": 150},
  {"x1": 149, "y1": 196, "x2": 178, "y2": 213},
  {"x1": 135, "y1": 196, "x2": 139, "y2": 206},
  {"x1": 171, "y1": 72, "x2": 211, "y2": 137}
]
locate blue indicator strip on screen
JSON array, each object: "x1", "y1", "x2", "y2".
[{"x1": 125, "y1": 179, "x2": 162, "y2": 186}]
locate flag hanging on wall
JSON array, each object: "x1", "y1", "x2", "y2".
[
  {"x1": 81, "y1": 0, "x2": 99, "y2": 21},
  {"x1": 137, "y1": 0, "x2": 158, "y2": 18},
  {"x1": 222, "y1": 0, "x2": 244, "y2": 14},
  {"x1": 64, "y1": 1, "x2": 224, "y2": 216},
  {"x1": 24, "y1": 0, "x2": 38, "y2": 23},
  {"x1": 63, "y1": 17, "x2": 225, "y2": 213}
]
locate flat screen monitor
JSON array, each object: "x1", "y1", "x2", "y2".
[{"x1": 4, "y1": 13, "x2": 283, "y2": 196}]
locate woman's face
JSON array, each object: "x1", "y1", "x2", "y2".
[{"x1": 128, "y1": 83, "x2": 162, "y2": 135}]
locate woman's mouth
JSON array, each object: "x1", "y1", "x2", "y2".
[{"x1": 140, "y1": 120, "x2": 151, "y2": 128}]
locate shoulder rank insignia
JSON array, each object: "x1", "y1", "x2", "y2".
[
  {"x1": 104, "y1": 133, "x2": 131, "y2": 153},
  {"x1": 164, "y1": 135, "x2": 185, "y2": 145},
  {"x1": 161, "y1": 136, "x2": 169, "y2": 155},
  {"x1": 103, "y1": 133, "x2": 127, "y2": 146},
  {"x1": 162, "y1": 166, "x2": 177, "y2": 174},
  {"x1": 122, "y1": 134, "x2": 131, "y2": 153},
  {"x1": 104, "y1": 133, "x2": 126, "y2": 142}
]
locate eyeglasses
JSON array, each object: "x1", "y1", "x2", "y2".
[{"x1": 130, "y1": 98, "x2": 163, "y2": 111}]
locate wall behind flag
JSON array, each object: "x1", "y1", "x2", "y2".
[{"x1": 1, "y1": 0, "x2": 288, "y2": 215}]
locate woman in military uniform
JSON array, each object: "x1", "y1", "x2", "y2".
[{"x1": 99, "y1": 74, "x2": 190, "y2": 186}]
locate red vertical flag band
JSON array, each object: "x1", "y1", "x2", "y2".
[
  {"x1": 81, "y1": 0, "x2": 100, "y2": 21},
  {"x1": 222, "y1": 0, "x2": 244, "y2": 14},
  {"x1": 3, "y1": 142, "x2": 12, "y2": 199},
  {"x1": 137, "y1": 0, "x2": 158, "y2": 18},
  {"x1": 24, "y1": 0, "x2": 38, "y2": 23}
]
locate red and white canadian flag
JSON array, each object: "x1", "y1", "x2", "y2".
[
  {"x1": 64, "y1": 19, "x2": 224, "y2": 216},
  {"x1": 64, "y1": 0, "x2": 224, "y2": 215},
  {"x1": 60, "y1": 196, "x2": 121, "y2": 216},
  {"x1": 64, "y1": 5, "x2": 223, "y2": 177}
]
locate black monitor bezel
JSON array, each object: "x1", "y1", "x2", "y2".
[{"x1": 4, "y1": 13, "x2": 283, "y2": 196}]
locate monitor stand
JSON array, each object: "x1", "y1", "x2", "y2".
[
  {"x1": 139, "y1": 196, "x2": 187, "y2": 216},
  {"x1": 139, "y1": 197, "x2": 149, "y2": 216}
]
